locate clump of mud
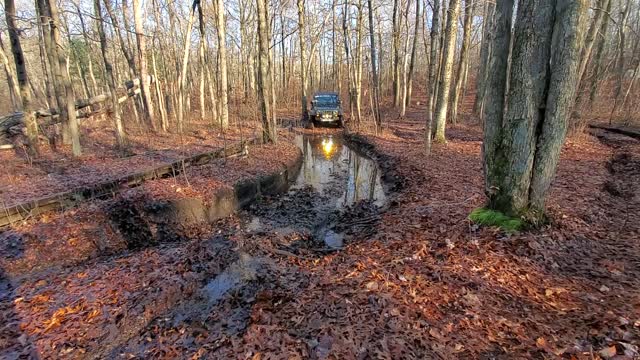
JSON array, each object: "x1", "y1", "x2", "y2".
[{"x1": 604, "y1": 152, "x2": 640, "y2": 198}]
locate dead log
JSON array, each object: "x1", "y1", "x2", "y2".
[
  {"x1": 589, "y1": 124, "x2": 640, "y2": 140},
  {"x1": 0, "y1": 79, "x2": 146, "y2": 142}
]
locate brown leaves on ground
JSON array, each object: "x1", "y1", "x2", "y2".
[{"x1": 1, "y1": 115, "x2": 639, "y2": 359}]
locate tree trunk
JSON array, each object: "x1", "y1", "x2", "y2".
[
  {"x1": 392, "y1": 0, "x2": 401, "y2": 107},
  {"x1": 0, "y1": 35, "x2": 22, "y2": 112},
  {"x1": 354, "y1": 0, "x2": 364, "y2": 127},
  {"x1": 611, "y1": 0, "x2": 632, "y2": 123},
  {"x1": 433, "y1": 0, "x2": 461, "y2": 143},
  {"x1": 449, "y1": 0, "x2": 474, "y2": 124},
  {"x1": 40, "y1": 0, "x2": 81, "y2": 155},
  {"x1": 588, "y1": 0, "x2": 612, "y2": 105},
  {"x1": 177, "y1": 0, "x2": 198, "y2": 133},
  {"x1": 133, "y1": 0, "x2": 155, "y2": 129},
  {"x1": 95, "y1": 0, "x2": 126, "y2": 148},
  {"x1": 297, "y1": 0, "x2": 308, "y2": 119},
  {"x1": 406, "y1": 0, "x2": 421, "y2": 108},
  {"x1": 216, "y1": 0, "x2": 230, "y2": 129},
  {"x1": 425, "y1": 0, "x2": 441, "y2": 153},
  {"x1": 367, "y1": 0, "x2": 382, "y2": 132},
  {"x1": 256, "y1": 0, "x2": 276, "y2": 143},
  {"x1": 482, "y1": 0, "x2": 514, "y2": 200},
  {"x1": 484, "y1": 0, "x2": 588, "y2": 218},
  {"x1": 473, "y1": 1, "x2": 495, "y2": 118},
  {"x1": 400, "y1": 0, "x2": 411, "y2": 117},
  {"x1": 5, "y1": 0, "x2": 38, "y2": 154}
]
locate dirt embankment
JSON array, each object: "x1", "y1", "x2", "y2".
[{"x1": 0, "y1": 140, "x2": 301, "y2": 359}]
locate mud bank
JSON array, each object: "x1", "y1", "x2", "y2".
[{"x1": 0, "y1": 143, "x2": 302, "y2": 279}]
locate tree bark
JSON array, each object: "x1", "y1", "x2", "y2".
[
  {"x1": 392, "y1": 0, "x2": 401, "y2": 107},
  {"x1": 449, "y1": 0, "x2": 474, "y2": 124},
  {"x1": 482, "y1": 0, "x2": 514, "y2": 200},
  {"x1": 133, "y1": 0, "x2": 155, "y2": 129},
  {"x1": 95, "y1": 0, "x2": 126, "y2": 148},
  {"x1": 473, "y1": 1, "x2": 495, "y2": 118},
  {"x1": 367, "y1": 0, "x2": 382, "y2": 132},
  {"x1": 433, "y1": 0, "x2": 461, "y2": 143},
  {"x1": 42, "y1": 0, "x2": 81, "y2": 155},
  {"x1": 588, "y1": 0, "x2": 612, "y2": 105},
  {"x1": 0, "y1": 35, "x2": 22, "y2": 112},
  {"x1": 256, "y1": 0, "x2": 276, "y2": 143},
  {"x1": 297, "y1": 0, "x2": 308, "y2": 119},
  {"x1": 215, "y1": 0, "x2": 230, "y2": 129},
  {"x1": 425, "y1": 0, "x2": 441, "y2": 153},
  {"x1": 406, "y1": 0, "x2": 421, "y2": 108},
  {"x1": 5, "y1": 0, "x2": 39, "y2": 154},
  {"x1": 484, "y1": 0, "x2": 588, "y2": 218},
  {"x1": 176, "y1": 0, "x2": 198, "y2": 133}
]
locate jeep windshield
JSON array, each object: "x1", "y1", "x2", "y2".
[{"x1": 314, "y1": 95, "x2": 338, "y2": 107}]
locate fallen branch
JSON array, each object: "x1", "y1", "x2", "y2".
[
  {"x1": 589, "y1": 124, "x2": 640, "y2": 140},
  {"x1": 0, "y1": 79, "x2": 145, "y2": 142}
]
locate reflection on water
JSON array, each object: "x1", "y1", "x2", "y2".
[{"x1": 294, "y1": 135, "x2": 386, "y2": 208}]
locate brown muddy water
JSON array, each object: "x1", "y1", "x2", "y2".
[{"x1": 246, "y1": 134, "x2": 387, "y2": 249}]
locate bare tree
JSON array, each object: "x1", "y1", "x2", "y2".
[
  {"x1": 425, "y1": 0, "x2": 441, "y2": 153},
  {"x1": 367, "y1": 0, "x2": 382, "y2": 132},
  {"x1": 392, "y1": 0, "x2": 401, "y2": 107},
  {"x1": 94, "y1": 0, "x2": 126, "y2": 148},
  {"x1": 433, "y1": 0, "x2": 461, "y2": 143},
  {"x1": 256, "y1": 0, "x2": 276, "y2": 142},
  {"x1": 449, "y1": 0, "x2": 474, "y2": 124},
  {"x1": 215, "y1": 0, "x2": 230, "y2": 129},
  {"x1": 406, "y1": 0, "x2": 421, "y2": 108},
  {"x1": 133, "y1": 0, "x2": 155, "y2": 129},
  {"x1": 5, "y1": 0, "x2": 39, "y2": 154},
  {"x1": 473, "y1": 0, "x2": 495, "y2": 118},
  {"x1": 37, "y1": 0, "x2": 81, "y2": 155},
  {"x1": 0, "y1": 31, "x2": 22, "y2": 111},
  {"x1": 297, "y1": 0, "x2": 308, "y2": 119}
]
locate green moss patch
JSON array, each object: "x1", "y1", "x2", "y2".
[{"x1": 469, "y1": 208, "x2": 524, "y2": 233}]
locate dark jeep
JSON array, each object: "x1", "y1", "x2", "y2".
[{"x1": 308, "y1": 92, "x2": 344, "y2": 127}]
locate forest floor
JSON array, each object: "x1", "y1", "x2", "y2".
[{"x1": 1, "y1": 96, "x2": 640, "y2": 359}]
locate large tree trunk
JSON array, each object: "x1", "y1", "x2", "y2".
[
  {"x1": 39, "y1": 0, "x2": 81, "y2": 155},
  {"x1": 482, "y1": 0, "x2": 514, "y2": 200},
  {"x1": 5, "y1": 0, "x2": 38, "y2": 154},
  {"x1": 483, "y1": 0, "x2": 588, "y2": 219},
  {"x1": 432, "y1": 0, "x2": 461, "y2": 143},
  {"x1": 425, "y1": 0, "x2": 441, "y2": 154},
  {"x1": 449, "y1": 0, "x2": 474, "y2": 124},
  {"x1": 256, "y1": 0, "x2": 276, "y2": 143},
  {"x1": 215, "y1": 0, "x2": 230, "y2": 129}
]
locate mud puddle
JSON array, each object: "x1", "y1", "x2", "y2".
[
  {"x1": 245, "y1": 134, "x2": 387, "y2": 250},
  {"x1": 112, "y1": 134, "x2": 387, "y2": 357}
]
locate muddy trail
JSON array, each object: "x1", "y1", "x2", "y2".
[{"x1": 100, "y1": 133, "x2": 392, "y2": 358}]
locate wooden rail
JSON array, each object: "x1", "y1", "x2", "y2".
[
  {"x1": 0, "y1": 138, "x2": 257, "y2": 228},
  {"x1": 589, "y1": 124, "x2": 640, "y2": 140}
]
